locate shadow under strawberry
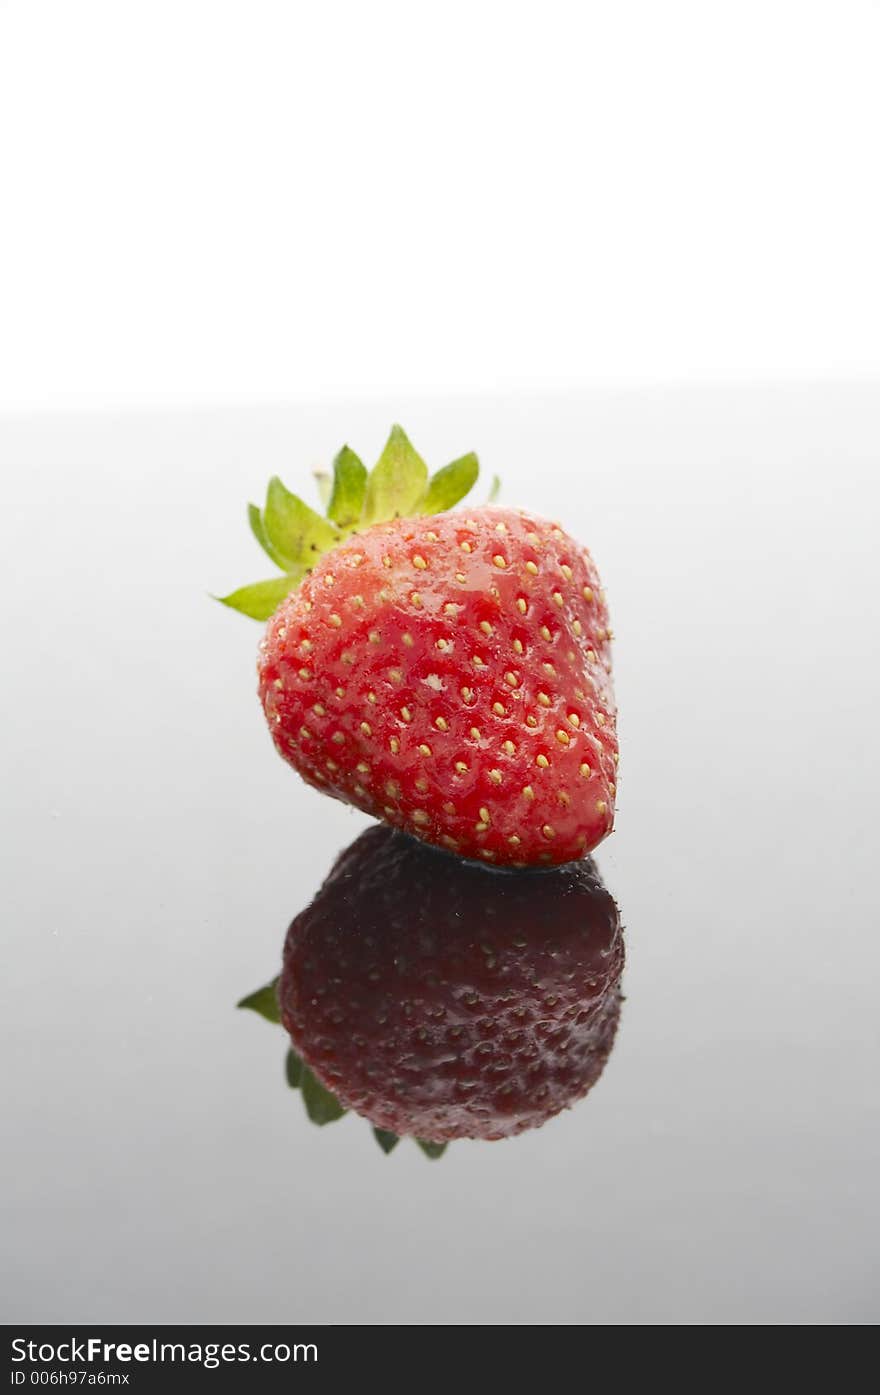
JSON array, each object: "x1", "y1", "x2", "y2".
[{"x1": 240, "y1": 825, "x2": 624, "y2": 1158}]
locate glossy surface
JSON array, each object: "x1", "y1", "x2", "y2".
[
  {"x1": 280, "y1": 826, "x2": 623, "y2": 1140},
  {"x1": 2, "y1": 385, "x2": 879, "y2": 1324}
]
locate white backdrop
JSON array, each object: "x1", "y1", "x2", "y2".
[{"x1": 1, "y1": 0, "x2": 879, "y2": 410}]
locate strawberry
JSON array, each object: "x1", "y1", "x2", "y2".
[
  {"x1": 219, "y1": 425, "x2": 617, "y2": 865},
  {"x1": 278, "y1": 823, "x2": 624, "y2": 1143}
]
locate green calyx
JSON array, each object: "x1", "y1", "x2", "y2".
[
  {"x1": 238, "y1": 978, "x2": 448, "y2": 1160},
  {"x1": 217, "y1": 424, "x2": 480, "y2": 621}
]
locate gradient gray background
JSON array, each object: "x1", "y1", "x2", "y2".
[{"x1": 2, "y1": 384, "x2": 878, "y2": 1324}]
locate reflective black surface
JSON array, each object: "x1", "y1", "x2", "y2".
[{"x1": 2, "y1": 386, "x2": 878, "y2": 1323}]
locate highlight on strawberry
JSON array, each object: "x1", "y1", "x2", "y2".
[
  {"x1": 218, "y1": 425, "x2": 618, "y2": 866},
  {"x1": 240, "y1": 824, "x2": 625, "y2": 1153}
]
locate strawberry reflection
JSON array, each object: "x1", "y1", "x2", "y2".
[{"x1": 241, "y1": 825, "x2": 624, "y2": 1156}]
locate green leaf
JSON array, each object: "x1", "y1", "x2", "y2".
[
  {"x1": 300, "y1": 1066, "x2": 347, "y2": 1125},
  {"x1": 327, "y1": 446, "x2": 368, "y2": 528},
  {"x1": 487, "y1": 474, "x2": 501, "y2": 503},
  {"x1": 248, "y1": 503, "x2": 289, "y2": 571},
  {"x1": 264, "y1": 476, "x2": 340, "y2": 569},
  {"x1": 215, "y1": 575, "x2": 300, "y2": 621},
  {"x1": 237, "y1": 978, "x2": 281, "y2": 1024},
  {"x1": 416, "y1": 1138, "x2": 448, "y2": 1160},
  {"x1": 285, "y1": 1048, "x2": 303, "y2": 1089},
  {"x1": 313, "y1": 470, "x2": 332, "y2": 510},
  {"x1": 362, "y1": 424, "x2": 429, "y2": 525},
  {"x1": 418, "y1": 452, "x2": 479, "y2": 514},
  {"x1": 372, "y1": 1127, "x2": 400, "y2": 1155}
]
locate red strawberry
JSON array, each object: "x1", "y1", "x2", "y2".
[
  {"x1": 220, "y1": 426, "x2": 618, "y2": 865},
  {"x1": 279, "y1": 824, "x2": 624, "y2": 1142}
]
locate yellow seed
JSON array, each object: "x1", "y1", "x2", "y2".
[
  {"x1": 441, "y1": 835, "x2": 460, "y2": 849},
  {"x1": 411, "y1": 591, "x2": 422, "y2": 607},
  {"x1": 522, "y1": 785, "x2": 535, "y2": 800},
  {"x1": 525, "y1": 561, "x2": 539, "y2": 575},
  {"x1": 580, "y1": 762, "x2": 592, "y2": 777},
  {"x1": 436, "y1": 638, "x2": 450, "y2": 651},
  {"x1": 542, "y1": 824, "x2": 556, "y2": 840},
  {"x1": 455, "y1": 760, "x2": 468, "y2": 773},
  {"x1": 502, "y1": 740, "x2": 516, "y2": 755},
  {"x1": 516, "y1": 598, "x2": 527, "y2": 614},
  {"x1": 488, "y1": 770, "x2": 502, "y2": 785},
  {"x1": 537, "y1": 692, "x2": 551, "y2": 707},
  {"x1": 425, "y1": 531, "x2": 439, "y2": 542},
  {"x1": 335, "y1": 686, "x2": 344, "y2": 697},
  {"x1": 558, "y1": 791, "x2": 571, "y2": 807},
  {"x1": 470, "y1": 726, "x2": 481, "y2": 740},
  {"x1": 504, "y1": 671, "x2": 519, "y2": 687},
  {"x1": 525, "y1": 714, "x2": 538, "y2": 727},
  {"x1": 568, "y1": 713, "x2": 580, "y2": 727},
  {"x1": 367, "y1": 691, "x2": 377, "y2": 704},
  {"x1": 300, "y1": 638, "x2": 311, "y2": 651},
  {"x1": 356, "y1": 762, "x2": 370, "y2": 773},
  {"x1": 586, "y1": 649, "x2": 597, "y2": 664},
  {"x1": 552, "y1": 592, "x2": 564, "y2": 609},
  {"x1": 479, "y1": 620, "x2": 493, "y2": 636},
  {"x1": 324, "y1": 574, "x2": 336, "y2": 587},
  {"x1": 455, "y1": 572, "x2": 466, "y2": 583},
  {"x1": 326, "y1": 759, "x2": 338, "y2": 772},
  {"x1": 613, "y1": 751, "x2": 620, "y2": 764},
  {"x1": 492, "y1": 702, "x2": 506, "y2": 716},
  {"x1": 412, "y1": 810, "x2": 430, "y2": 824},
  {"x1": 413, "y1": 554, "x2": 427, "y2": 569},
  {"x1": 495, "y1": 522, "x2": 508, "y2": 534},
  {"x1": 508, "y1": 835, "x2": 521, "y2": 846},
  {"x1": 513, "y1": 638, "x2": 524, "y2": 655},
  {"x1": 328, "y1": 613, "x2": 342, "y2": 627},
  {"x1": 385, "y1": 780, "x2": 400, "y2": 798},
  {"x1": 382, "y1": 555, "x2": 392, "y2": 568},
  {"x1": 368, "y1": 630, "x2": 380, "y2": 644},
  {"x1": 479, "y1": 806, "x2": 491, "y2": 823},
  {"x1": 527, "y1": 531, "x2": 540, "y2": 545},
  {"x1": 443, "y1": 603, "x2": 458, "y2": 615},
  {"x1": 460, "y1": 541, "x2": 472, "y2": 553},
  {"x1": 351, "y1": 594, "x2": 364, "y2": 608},
  {"x1": 389, "y1": 737, "x2": 400, "y2": 754},
  {"x1": 540, "y1": 625, "x2": 552, "y2": 642},
  {"x1": 298, "y1": 668, "x2": 311, "y2": 680},
  {"x1": 400, "y1": 706, "x2": 412, "y2": 722},
  {"x1": 561, "y1": 564, "x2": 573, "y2": 581},
  {"x1": 583, "y1": 586, "x2": 594, "y2": 602},
  {"x1": 389, "y1": 668, "x2": 402, "y2": 683},
  {"x1": 542, "y1": 662, "x2": 556, "y2": 676},
  {"x1": 473, "y1": 656, "x2": 486, "y2": 668},
  {"x1": 596, "y1": 712, "x2": 606, "y2": 725},
  {"x1": 300, "y1": 727, "x2": 312, "y2": 740},
  {"x1": 461, "y1": 686, "x2": 474, "y2": 702},
  {"x1": 402, "y1": 632, "x2": 414, "y2": 647},
  {"x1": 312, "y1": 703, "x2": 326, "y2": 716},
  {"x1": 341, "y1": 650, "x2": 354, "y2": 666},
  {"x1": 360, "y1": 722, "x2": 372, "y2": 736},
  {"x1": 493, "y1": 555, "x2": 507, "y2": 569},
  {"x1": 536, "y1": 754, "x2": 550, "y2": 768},
  {"x1": 555, "y1": 730, "x2": 570, "y2": 745},
  {"x1": 418, "y1": 743, "x2": 432, "y2": 756},
  {"x1": 572, "y1": 620, "x2": 583, "y2": 637},
  {"x1": 475, "y1": 821, "x2": 489, "y2": 833},
  {"x1": 443, "y1": 800, "x2": 456, "y2": 815},
  {"x1": 596, "y1": 800, "x2": 608, "y2": 814},
  {"x1": 354, "y1": 784, "x2": 366, "y2": 797},
  {"x1": 415, "y1": 776, "x2": 429, "y2": 793},
  {"x1": 435, "y1": 715, "x2": 449, "y2": 731}
]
